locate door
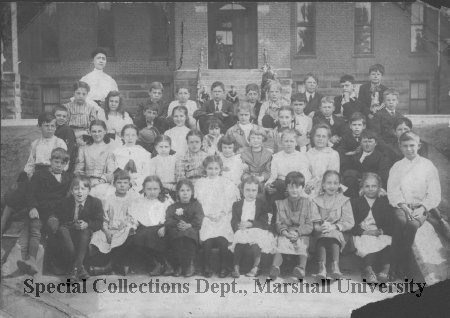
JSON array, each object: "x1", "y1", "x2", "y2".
[{"x1": 208, "y1": 3, "x2": 257, "y2": 69}]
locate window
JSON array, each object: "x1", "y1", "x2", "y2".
[
  {"x1": 295, "y1": 2, "x2": 315, "y2": 55},
  {"x1": 149, "y1": 4, "x2": 170, "y2": 57},
  {"x1": 411, "y1": 2, "x2": 426, "y2": 53},
  {"x1": 410, "y1": 81, "x2": 427, "y2": 114},
  {"x1": 354, "y1": 3, "x2": 372, "y2": 54},
  {"x1": 97, "y1": 3, "x2": 115, "y2": 57},
  {"x1": 40, "y1": 3, "x2": 59, "y2": 60},
  {"x1": 41, "y1": 86, "x2": 60, "y2": 113}
]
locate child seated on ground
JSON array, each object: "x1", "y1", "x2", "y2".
[
  {"x1": 103, "y1": 91, "x2": 133, "y2": 150},
  {"x1": 240, "y1": 128, "x2": 272, "y2": 186},
  {"x1": 291, "y1": 93, "x2": 312, "y2": 152},
  {"x1": 64, "y1": 81, "x2": 98, "y2": 136},
  {"x1": 245, "y1": 83, "x2": 262, "y2": 123},
  {"x1": 387, "y1": 131, "x2": 441, "y2": 280},
  {"x1": 129, "y1": 176, "x2": 174, "y2": 276},
  {"x1": 342, "y1": 130, "x2": 391, "y2": 198},
  {"x1": 334, "y1": 74, "x2": 362, "y2": 121},
  {"x1": 53, "y1": 105, "x2": 77, "y2": 173},
  {"x1": 258, "y1": 80, "x2": 289, "y2": 128},
  {"x1": 357, "y1": 64, "x2": 388, "y2": 119},
  {"x1": 265, "y1": 130, "x2": 311, "y2": 216},
  {"x1": 149, "y1": 135, "x2": 177, "y2": 196},
  {"x1": 164, "y1": 106, "x2": 190, "y2": 157},
  {"x1": 225, "y1": 103, "x2": 259, "y2": 150},
  {"x1": 175, "y1": 130, "x2": 208, "y2": 185},
  {"x1": 54, "y1": 176, "x2": 104, "y2": 281},
  {"x1": 351, "y1": 173, "x2": 393, "y2": 283},
  {"x1": 195, "y1": 155, "x2": 240, "y2": 278},
  {"x1": 1, "y1": 113, "x2": 67, "y2": 236},
  {"x1": 16, "y1": 148, "x2": 72, "y2": 276},
  {"x1": 202, "y1": 119, "x2": 223, "y2": 155},
  {"x1": 230, "y1": 176, "x2": 275, "y2": 278},
  {"x1": 369, "y1": 89, "x2": 406, "y2": 146},
  {"x1": 269, "y1": 172, "x2": 318, "y2": 280},
  {"x1": 312, "y1": 96, "x2": 348, "y2": 148},
  {"x1": 165, "y1": 179, "x2": 204, "y2": 277},
  {"x1": 218, "y1": 135, "x2": 246, "y2": 187},
  {"x1": 137, "y1": 103, "x2": 161, "y2": 155},
  {"x1": 113, "y1": 124, "x2": 151, "y2": 193},
  {"x1": 167, "y1": 87, "x2": 198, "y2": 128},
  {"x1": 335, "y1": 112, "x2": 366, "y2": 170},
  {"x1": 90, "y1": 170, "x2": 137, "y2": 275},
  {"x1": 312, "y1": 170, "x2": 355, "y2": 279},
  {"x1": 305, "y1": 123, "x2": 340, "y2": 197}
]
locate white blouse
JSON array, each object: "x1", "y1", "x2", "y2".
[
  {"x1": 105, "y1": 112, "x2": 133, "y2": 137},
  {"x1": 164, "y1": 126, "x2": 190, "y2": 157},
  {"x1": 80, "y1": 68, "x2": 118, "y2": 102},
  {"x1": 241, "y1": 199, "x2": 256, "y2": 222},
  {"x1": 129, "y1": 196, "x2": 173, "y2": 227}
]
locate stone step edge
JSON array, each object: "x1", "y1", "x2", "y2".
[{"x1": 1, "y1": 280, "x2": 87, "y2": 318}]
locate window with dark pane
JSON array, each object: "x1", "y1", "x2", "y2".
[
  {"x1": 296, "y1": 2, "x2": 315, "y2": 55},
  {"x1": 149, "y1": 3, "x2": 169, "y2": 57},
  {"x1": 41, "y1": 3, "x2": 59, "y2": 60},
  {"x1": 42, "y1": 85, "x2": 60, "y2": 113},
  {"x1": 409, "y1": 81, "x2": 427, "y2": 114},
  {"x1": 411, "y1": 2, "x2": 426, "y2": 53},
  {"x1": 354, "y1": 3, "x2": 372, "y2": 54},
  {"x1": 97, "y1": 2, "x2": 115, "y2": 57}
]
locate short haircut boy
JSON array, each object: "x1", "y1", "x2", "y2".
[
  {"x1": 281, "y1": 128, "x2": 299, "y2": 140},
  {"x1": 339, "y1": 74, "x2": 355, "y2": 84},
  {"x1": 74, "y1": 81, "x2": 90, "y2": 92},
  {"x1": 113, "y1": 169, "x2": 131, "y2": 183},
  {"x1": 399, "y1": 131, "x2": 420, "y2": 144},
  {"x1": 304, "y1": 73, "x2": 319, "y2": 84},
  {"x1": 207, "y1": 118, "x2": 223, "y2": 131},
  {"x1": 211, "y1": 81, "x2": 225, "y2": 92},
  {"x1": 383, "y1": 88, "x2": 399, "y2": 99},
  {"x1": 360, "y1": 129, "x2": 378, "y2": 142},
  {"x1": 291, "y1": 93, "x2": 306, "y2": 104},
  {"x1": 249, "y1": 127, "x2": 268, "y2": 142},
  {"x1": 71, "y1": 175, "x2": 91, "y2": 190},
  {"x1": 369, "y1": 64, "x2": 385, "y2": 75},
  {"x1": 149, "y1": 82, "x2": 164, "y2": 91},
  {"x1": 320, "y1": 96, "x2": 335, "y2": 106},
  {"x1": 53, "y1": 105, "x2": 69, "y2": 115},
  {"x1": 237, "y1": 102, "x2": 252, "y2": 114},
  {"x1": 38, "y1": 112, "x2": 56, "y2": 126},
  {"x1": 285, "y1": 171, "x2": 305, "y2": 187},
  {"x1": 245, "y1": 83, "x2": 260, "y2": 95},
  {"x1": 349, "y1": 112, "x2": 366, "y2": 125},
  {"x1": 265, "y1": 80, "x2": 282, "y2": 92},
  {"x1": 51, "y1": 147, "x2": 70, "y2": 163},
  {"x1": 202, "y1": 154, "x2": 223, "y2": 169},
  {"x1": 394, "y1": 117, "x2": 413, "y2": 130},
  {"x1": 217, "y1": 135, "x2": 239, "y2": 152}
]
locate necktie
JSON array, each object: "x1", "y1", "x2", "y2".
[
  {"x1": 215, "y1": 102, "x2": 219, "y2": 112},
  {"x1": 307, "y1": 94, "x2": 311, "y2": 103},
  {"x1": 75, "y1": 204, "x2": 83, "y2": 221}
]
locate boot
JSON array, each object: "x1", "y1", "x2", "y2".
[
  {"x1": 231, "y1": 265, "x2": 240, "y2": 278},
  {"x1": 315, "y1": 261, "x2": 326, "y2": 280},
  {"x1": 149, "y1": 262, "x2": 163, "y2": 276},
  {"x1": 292, "y1": 266, "x2": 305, "y2": 279},
  {"x1": 162, "y1": 260, "x2": 174, "y2": 276},
  {"x1": 173, "y1": 267, "x2": 182, "y2": 277},
  {"x1": 330, "y1": 261, "x2": 342, "y2": 279},
  {"x1": 219, "y1": 267, "x2": 229, "y2": 278},
  {"x1": 184, "y1": 262, "x2": 195, "y2": 278},
  {"x1": 362, "y1": 266, "x2": 377, "y2": 283},
  {"x1": 77, "y1": 265, "x2": 90, "y2": 280},
  {"x1": 246, "y1": 266, "x2": 259, "y2": 277}
]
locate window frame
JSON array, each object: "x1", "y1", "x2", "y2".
[
  {"x1": 410, "y1": 2, "x2": 427, "y2": 55},
  {"x1": 354, "y1": 2, "x2": 374, "y2": 56},
  {"x1": 293, "y1": 2, "x2": 316, "y2": 58},
  {"x1": 41, "y1": 84, "x2": 61, "y2": 113},
  {"x1": 409, "y1": 81, "x2": 428, "y2": 114},
  {"x1": 96, "y1": 2, "x2": 116, "y2": 60},
  {"x1": 148, "y1": 3, "x2": 170, "y2": 59},
  {"x1": 39, "y1": 3, "x2": 60, "y2": 62}
]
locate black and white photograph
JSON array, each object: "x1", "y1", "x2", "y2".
[{"x1": 1, "y1": 1, "x2": 450, "y2": 317}]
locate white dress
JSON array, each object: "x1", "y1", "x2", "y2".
[
  {"x1": 164, "y1": 126, "x2": 190, "y2": 157},
  {"x1": 90, "y1": 192, "x2": 139, "y2": 253},
  {"x1": 128, "y1": 195, "x2": 174, "y2": 227},
  {"x1": 195, "y1": 176, "x2": 240, "y2": 242},
  {"x1": 306, "y1": 147, "x2": 340, "y2": 197},
  {"x1": 148, "y1": 155, "x2": 177, "y2": 191},
  {"x1": 353, "y1": 197, "x2": 392, "y2": 258},
  {"x1": 220, "y1": 153, "x2": 246, "y2": 186},
  {"x1": 105, "y1": 112, "x2": 133, "y2": 151},
  {"x1": 113, "y1": 145, "x2": 152, "y2": 193}
]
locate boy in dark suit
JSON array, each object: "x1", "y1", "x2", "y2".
[
  {"x1": 302, "y1": 73, "x2": 323, "y2": 117},
  {"x1": 16, "y1": 148, "x2": 72, "y2": 275},
  {"x1": 369, "y1": 89, "x2": 406, "y2": 146},
  {"x1": 313, "y1": 96, "x2": 348, "y2": 147},
  {"x1": 335, "y1": 112, "x2": 366, "y2": 170},
  {"x1": 342, "y1": 130, "x2": 392, "y2": 198},
  {"x1": 53, "y1": 105, "x2": 77, "y2": 173},
  {"x1": 54, "y1": 176, "x2": 103, "y2": 281},
  {"x1": 133, "y1": 82, "x2": 169, "y2": 133},
  {"x1": 334, "y1": 74, "x2": 363, "y2": 122},
  {"x1": 357, "y1": 64, "x2": 388, "y2": 119},
  {"x1": 193, "y1": 81, "x2": 236, "y2": 134}
]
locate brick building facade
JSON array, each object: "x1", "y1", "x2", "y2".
[{"x1": 1, "y1": 2, "x2": 449, "y2": 118}]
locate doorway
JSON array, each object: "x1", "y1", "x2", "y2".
[{"x1": 207, "y1": 2, "x2": 258, "y2": 69}]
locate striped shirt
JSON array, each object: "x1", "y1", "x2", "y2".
[{"x1": 65, "y1": 101, "x2": 98, "y2": 129}]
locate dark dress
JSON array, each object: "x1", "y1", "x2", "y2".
[{"x1": 165, "y1": 200, "x2": 204, "y2": 244}]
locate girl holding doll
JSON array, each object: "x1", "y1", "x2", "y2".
[
  {"x1": 165, "y1": 180, "x2": 204, "y2": 277},
  {"x1": 128, "y1": 176, "x2": 174, "y2": 276},
  {"x1": 312, "y1": 170, "x2": 354, "y2": 279},
  {"x1": 351, "y1": 173, "x2": 393, "y2": 283},
  {"x1": 195, "y1": 155, "x2": 240, "y2": 278}
]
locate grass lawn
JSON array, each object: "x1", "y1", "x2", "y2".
[{"x1": 415, "y1": 124, "x2": 450, "y2": 160}]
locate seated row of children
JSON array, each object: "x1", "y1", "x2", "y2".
[{"x1": 3, "y1": 109, "x2": 440, "y2": 285}]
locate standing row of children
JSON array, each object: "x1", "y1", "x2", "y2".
[{"x1": 1, "y1": 60, "x2": 442, "y2": 285}]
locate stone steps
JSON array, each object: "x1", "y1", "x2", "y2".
[{"x1": 199, "y1": 69, "x2": 263, "y2": 98}]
